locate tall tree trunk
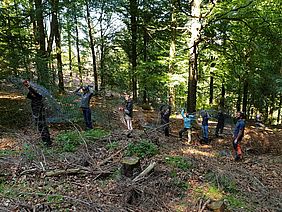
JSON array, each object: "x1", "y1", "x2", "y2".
[
  {"x1": 86, "y1": 0, "x2": 98, "y2": 91},
  {"x1": 142, "y1": 26, "x2": 148, "y2": 103},
  {"x1": 169, "y1": 0, "x2": 177, "y2": 109},
  {"x1": 187, "y1": 0, "x2": 201, "y2": 113},
  {"x1": 242, "y1": 80, "x2": 248, "y2": 113},
  {"x1": 129, "y1": 0, "x2": 138, "y2": 100},
  {"x1": 74, "y1": 14, "x2": 82, "y2": 85},
  {"x1": 34, "y1": 0, "x2": 49, "y2": 87},
  {"x1": 236, "y1": 91, "x2": 241, "y2": 112},
  {"x1": 99, "y1": 2, "x2": 106, "y2": 89},
  {"x1": 219, "y1": 83, "x2": 225, "y2": 109},
  {"x1": 51, "y1": 0, "x2": 64, "y2": 92},
  {"x1": 209, "y1": 72, "x2": 214, "y2": 104},
  {"x1": 277, "y1": 94, "x2": 282, "y2": 124}
]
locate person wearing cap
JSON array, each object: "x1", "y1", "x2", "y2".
[
  {"x1": 75, "y1": 85, "x2": 94, "y2": 130},
  {"x1": 179, "y1": 109, "x2": 195, "y2": 144},
  {"x1": 23, "y1": 80, "x2": 52, "y2": 147},
  {"x1": 233, "y1": 111, "x2": 246, "y2": 161}
]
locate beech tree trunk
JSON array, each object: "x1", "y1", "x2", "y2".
[
  {"x1": 74, "y1": 14, "x2": 82, "y2": 85},
  {"x1": 86, "y1": 0, "x2": 98, "y2": 91},
  {"x1": 187, "y1": 0, "x2": 201, "y2": 113},
  {"x1": 129, "y1": 0, "x2": 138, "y2": 100}
]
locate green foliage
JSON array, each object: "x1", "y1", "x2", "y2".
[
  {"x1": 106, "y1": 141, "x2": 119, "y2": 151},
  {"x1": 22, "y1": 144, "x2": 36, "y2": 161},
  {"x1": 205, "y1": 172, "x2": 237, "y2": 194},
  {"x1": 125, "y1": 140, "x2": 158, "y2": 158},
  {"x1": 165, "y1": 156, "x2": 192, "y2": 171},
  {"x1": 0, "y1": 149, "x2": 18, "y2": 157},
  {"x1": 55, "y1": 129, "x2": 109, "y2": 152},
  {"x1": 225, "y1": 195, "x2": 247, "y2": 209},
  {"x1": 47, "y1": 195, "x2": 64, "y2": 203}
]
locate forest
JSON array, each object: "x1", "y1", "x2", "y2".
[{"x1": 0, "y1": 0, "x2": 282, "y2": 211}]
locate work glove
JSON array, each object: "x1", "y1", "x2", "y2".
[{"x1": 234, "y1": 139, "x2": 238, "y2": 144}]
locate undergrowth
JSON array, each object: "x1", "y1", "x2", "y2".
[{"x1": 125, "y1": 139, "x2": 158, "y2": 158}]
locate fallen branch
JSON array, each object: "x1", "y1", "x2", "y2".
[
  {"x1": 132, "y1": 162, "x2": 156, "y2": 182},
  {"x1": 199, "y1": 199, "x2": 211, "y2": 212},
  {"x1": 45, "y1": 168, "x2": 89, "y2": 177},
  {"x1": 98, "y1": 146, "x2": 127, "y2": 167}
]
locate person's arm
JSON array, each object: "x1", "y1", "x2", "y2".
[
  {"x1": 181, "y1": 109, "x2": 185, "y2": 118},
  {"x1": 28, "y1": 86, "x2": 42, "y2": 98},
  {"x1": 74, "y1": 87, "x2": 82, "y2": 97}
]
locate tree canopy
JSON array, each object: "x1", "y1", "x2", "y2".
[{"x1": 0, "y1": 0, "x2": 281, "y2": 123}]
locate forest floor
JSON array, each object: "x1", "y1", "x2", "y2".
[{"x1": 0, "y1": 87, "x2": 282, "y2": 212}]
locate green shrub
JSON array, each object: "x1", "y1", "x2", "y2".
[
  {"x1": 165, "y1": 156, "x2": 192, "y2": 171},
  {"x1": 55, "y1": 129, "x2": 109, "y2": 152},
  {"x1": 126, "y1": 140, "x2": 158, "y2": 158}
]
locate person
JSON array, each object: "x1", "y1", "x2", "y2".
[
  {"x1": 233, "y1": 111, "x2": 246, "y2": 161},
  {"x1": 23, "y1": 80, "x2": 52, "y2": 147},
  {"x1": 255, "y1": 113, "x2": 264, "y2": 129},
  {"x1": 179, "y1": 109, "x2": 195, "y2": 144},
  {"x1": 124, "y1": 94, "x2": 133, "y2": 131},
  {"x1": 75, "y1": 85, "x2": 93, "y2": 130},
  {"x1": 160, "y1": 105, "x2": 171, "y2": 136},
  {"x1": 215, "y1": 110, "x2": 225, "y2": 137},
  {"x1": 201, "y1": 110, "x2": 210, "y2": 144}
]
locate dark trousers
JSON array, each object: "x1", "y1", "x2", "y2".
[
  {"x1": 34, "y1": 115, "x2": 51, "y2": 146},
  {"x1": 179, "y1": 128, "x2": 188, "y2": 138},
  {"x1": 215, "y1": 122, "x2": 224, "y2": 136},
  {"x1": 161, "y1": 121, "x2": 169, "y2": 136},
  {"x1": 82, "y1": 108, "x2": 93, "y2": 129}
]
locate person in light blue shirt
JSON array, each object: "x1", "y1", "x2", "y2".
[
  {"x1": 179, "y1": 109, "x2": 195, "y2": 143},
  {"x1": 75, "y1": 85, "x2": 93, "y2": 130}
]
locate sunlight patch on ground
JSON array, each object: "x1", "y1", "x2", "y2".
[
  {"x1": 0, "y1": 137, "x2": 19, "y2": 150},
  {"x1": 0, "y1": 92, "x2": 25, "y2": 100},
  {"x1": 182, "y1": 147, "x2": 216, "y2": 158}
]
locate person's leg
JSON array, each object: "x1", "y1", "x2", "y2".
[
  {"x1": 219, "y1": 123, "x2": 224, "y2": 134},
  {"x1": 86, "y1": 108, "x2": 93, "y2": 129},
  {"x1": 233, "y1": 139, "x2": 242, "y2": 161},
  {"x1": 164, "y1": 125, "x2": 169, "y2": 136},
  {"x1": 38, "y1": 115, "x2": 51, "y2": 146},
  {"x1": 215, "y1": 124, "x2": 219, "y2": 137},
  {"x1": 83, "y1": 108, "x2": 93, "y2": 129},
  {"x1": 187, "y1": 128, "x2": 192, "y2": 143},
  {"x1": 179, "y1": 128, "x2": 187, "y2": 138},
  {"x1": 204, "y1": 126, "x2": 209, "y2": 143},
  {"x1": 125, "y1": 115, "x2": 133, "y2": 130}
]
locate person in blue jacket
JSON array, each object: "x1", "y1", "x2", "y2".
[
  {"x1": 179, "y1": 109, "x2": 195, "y2": 143},
  {"x1": 75, "y1": 85, "x2": 93, "y2": 130}
]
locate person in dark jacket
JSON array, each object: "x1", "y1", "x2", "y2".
[
  {"x1": 75, "y1": 85, "x2": 93, "y2": 130},
  {"x1": 160, "y1": 105, "x2": 171, "y2": 136},
  {"x1": 215, "y1": 110, "x2": 225, "y2": 137},
  {"x1": 23, "y1": 80, "x2": 51, "y2": 147},
  {"x1": 124, "y1": 94, "x2": 133, "y2": 130},
  {"x1": 201, "y1": 110, "x2": 210, "y2": 144},
  {"x1": 233, "y1": 111, "x2": 246, "y2": 161}
]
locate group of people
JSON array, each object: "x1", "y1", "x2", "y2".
[
  {"x1": 23, "y1": 80, "x2": 245, "y2": 161},
  {"x1": 159, "y1": 106, "x2": 246, "y2": 161}
]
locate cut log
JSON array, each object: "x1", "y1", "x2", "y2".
[
  {"x1": 121, "y1": 156, "x2": 141, "y2": 178},
  {"x1": 45, "y1": 168, "x2": 89, "y2": 177}
]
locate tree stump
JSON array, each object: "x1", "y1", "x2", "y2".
[
  {"x1": 121, "y1": 156, "x2": 141, "y2": 178},
  {"x1": 207, "y1": 200, "x2": 225, "y2": 212}
]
